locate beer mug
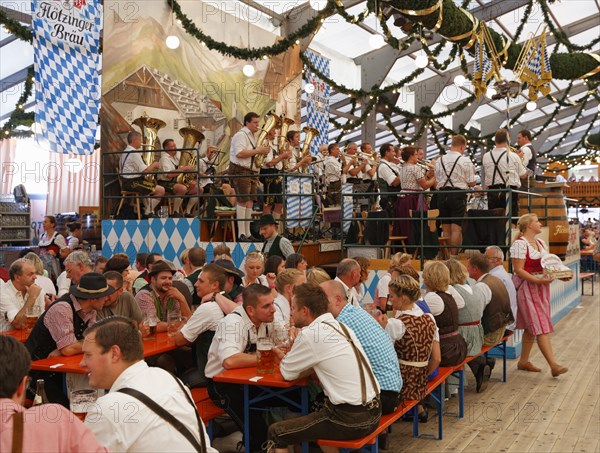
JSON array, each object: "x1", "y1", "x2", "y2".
[
  {"x1": 25, "y1": 305, "x2": 42, "y2": 332},
  {"x1": 70, "y1": 389, "x2": 98, "y2": 421},
  {"x1": 142, "y1": 313, "x2": 158, "y2": 340},
  {"x1": 167, "y1": 310, "x2": 182, "y2": 337},
  {"x1": 256, "y1": 337, "x2": 275, "y2": 375}
]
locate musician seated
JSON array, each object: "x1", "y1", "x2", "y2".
[
  {"x1": 199, "y1": 146, "x2": 236, "y2": 214},
  {"x1": 287, "y1": 130, "x2": 313, "y2": 173},
  {"x1": 158, "y1": 138, "x2": 200, "y2": 217},
  {"x1": 120, "y1": 131, "x2": 165, "y2": 218}
]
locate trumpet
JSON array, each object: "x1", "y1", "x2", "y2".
[
  {"x1": 340, "y1": 151, "x2": 374, "y2": 165},
  {"x1": 509, "y1": 145, "x2": 525, "y2": 163},
  {"x1": 417, "y1": 159, "x2": 435, "y2": 170}
]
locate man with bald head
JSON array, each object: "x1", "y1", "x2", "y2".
[
  {"x1": 321, "y1": 280, "x2": 401, "y2": 416},
  {"x1": 335, "y1": 258, "x2": 361, "y2": 307}
]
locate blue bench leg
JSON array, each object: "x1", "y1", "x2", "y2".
[
  {"x1": 458, "y1": 368, "x2": 465, "y2": 418},
  {"x1": 502, "y1": 341, "x2": 507, "y2": 382},
  {"x1": 207, "y1": 420, "x2": 214, "y2": 441},
  {"x1": 436, "y1": 385, "x2": 443, "y2": 440}
]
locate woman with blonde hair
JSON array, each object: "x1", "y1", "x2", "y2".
[
  {"x1": 242, "y1": 251, "x2": 269, "y2": 287},
  {"x1": 22, "y1": 252, "x2": 56, "y2": 297},
  {"x1": 353, "y1": 256, "x2": 371, "y2": 307},
  {"x1": 422, "y1": 261, "x2": 467, "y2": 367},
  {"x1": 378, "y1": 275, "x2": 440, "y2": 420},
  {"x1": 273, "y1": 269, "x2": 306, "y2": 325},
  {"x1": 510, "y1": 213, "x2": 567, "y2": 377},
  {"x1": 375, "y1": 252, "x2": 412, "y2": 310},
  {"x1": 306, "y1": 267, "x2": 331, "y2": 285}
]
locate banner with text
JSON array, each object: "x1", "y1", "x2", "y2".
[
  {"x1": 303, "y1": 50, "x2": 330, "y2": 157},
  {"x1": 32, "y1": 0, "x2": 102, "y2": 155}
]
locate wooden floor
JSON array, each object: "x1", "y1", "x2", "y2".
[{"x1": 388, "y1": 291, "x2": 600, "y2": 453}]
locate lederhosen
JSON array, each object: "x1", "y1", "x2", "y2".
[
  {"x1": 378, "y1": 161, "x2": 401, "y2": 215},
  {"x1": 120, "y1": 152, "x2": 156, "y2": 194},
  {"x1": 433, "y1": 291, "x2": 467, "y2": 367},
  {"x1": 487, "y1": 150, "x2": 519, "y2": 216},
  {"x1": 438, "y1": 155, "x2": 467, "y2": 225},
  {"x1": 260, "y1": 143, "x2": 283, "y2": 206},
  {"x1": 25, "y1": 295, "x2": 91, "y2": 405}
]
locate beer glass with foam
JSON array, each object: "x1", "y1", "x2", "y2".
[{"x1": 256, "y1": 337, "x2": 275, "y2": 375}]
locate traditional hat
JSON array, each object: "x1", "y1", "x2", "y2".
[
  {"x1": 257, "y1": 214, "x2": 278, "y2": 227},
  {"x1": 215, "y1": 259, "x2": 244, "y2": 285},
  {"x1": 70, "y1": 273, "x2": 116, "y2": 300},
  {"x1": 148, "y1": 260, "x2": 176, "y2": 277}
]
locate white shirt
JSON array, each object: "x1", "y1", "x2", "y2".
[
  {"x1": 434, "y1": 151, "x2": 476, "y2": 189},
  {"x1": 375, "y1": 273, "x2": 392, "y2": 301},
  {"x1": 158, "y1": 153, "x2": 179, "y2": 182},
  {"x1": 180, "y1": 301, "x2": 225, "y2": 343},
  {"x1": 280, "y1": 312, "x2": 380, "y2": 405},
  {"x1": 230, "y1": 126, "x2": 257, "y2": 169},
  {"x1": 474, "y1": 274, "x2": 493, "y2": 307},
  {"x1": 324, "y1": 156, "x2": 342, "y2": 184},
  {"x1": 35, "y1": 275, "x2": 56, "y2": 296},
  {"x1": 57, "y1": 271, "x2": 71, "y2": 297},
  {"x1": 198, "y1": 157, "x2": 214, "y2": 187},
  {"x1": 0, "y1": 280, "x2": 45, "y2": 331},
  {"x1": 520, "y1": 144, "x2": 533, "y2": 168},
  {"x1": 489, "y1": 265, "x2": 518, "y2": 330},
  {"x1": 482, "y1": 147, "x2": 527, "y2": 188},
  {"x1": 204, "y1": 305, "x2": 282, "y2": 378},
  {"x1": 273, "y1": 293, "x2": 290, "y2": 325},
  {"x1": 86, "y1": 361, "x2": 216, "y2": 453},
  {"x1": 334, "y1": 277, "x2": 360, "y2": 307},
  {"x1": 377, "y1": 160, "x2": 400, "y2": 186},
  {"x1": 385, "y1": 305, "x2": 440, "y2": 342},
  {"x1": 265, "y1": 144, "x2": 284, "y2": 171},
  {"x1": 423, "y1": 286, "x2": 465, "y2": 316},
  {"x1": 120, "y1": 145, "x2": 148, "y2": 179}
]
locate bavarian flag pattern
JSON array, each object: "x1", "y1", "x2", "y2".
[{"x1": 32, "y1": 0, "x2": 102, "y2": 155}]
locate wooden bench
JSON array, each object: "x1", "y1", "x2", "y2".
[
  {"x1": 316, "y1": 367, "x2": 455, "y2": 452},
  {"x1": 191, "y1": 387, "x2": 225, "y2": 440},
  {"x1": 580, "y1": 272, "x2": 595, "y2": 296}
]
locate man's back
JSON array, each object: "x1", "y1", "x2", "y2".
[
  {"x1": 1, "y1": 400, "x2": 107, "y2": 453},
  {"x1": 86, "y1": 361, "x2": 216, "y2": 453}
]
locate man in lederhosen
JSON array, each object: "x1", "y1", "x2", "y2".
[
  {"x1": 229, "y1": 112, "x2": 270, "y2": 242},
  {"x1": 434, "y1": 134, "x2": 476, "y2": 257}
]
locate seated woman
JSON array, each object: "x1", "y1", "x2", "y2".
[
  {"x1": 445, "y1": 259, "x2": 485, "y2": 356},
  {"x1": 284, "y1": 253, "x2": 308, "y2": 274},
  {"x1": 375, "y1": 252, "x2": 412, "y2": 311},
  {"x1": 273, "y1": 269, "x2": 306, "y2": 325},
  {"x1": 422, "y1": 261, "x2": 467, "y2": 367},
  {"x1": 264, "y1": 255, "x2": 285, "y2": 277},
  {"x1": 378, "y1": 275, "x2": 440, "y2": 419},
  {"x1": 353, "y1": 256, "x2": 371, "y2": 307},
  {"x1": 242, "y1": 251, "x2": 269, "y2": 287}
]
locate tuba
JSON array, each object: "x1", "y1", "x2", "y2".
[
  {"x1": 298, "y1": 126, "x2": 319, "y2": 173},
  {"x1": 254, "y1": 113, "x2": 281, "y2": 170},
  {"x1": 132, "y1": 115, "x2": 166, "y2": 182},
  {"x1": 278, "y1": 115, "x2": 295, "y2": 172},
  {"x1": 176, "y1": 125, "x2": 205, "y2": 187}
]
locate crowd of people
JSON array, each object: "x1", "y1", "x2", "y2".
[
  {"x1": 118, "y1": 112, "x2": 539, "y2": 250},
  {"x1": 0, "y1": 209, "x2": 579, "y2": 452}
]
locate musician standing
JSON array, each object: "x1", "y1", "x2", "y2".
[
  {"x1": 287, "y1": 130, "x2": 313, "y2": 173},
  {"x1": 262, "y1": 129, "x2": 290, "y2": 220},
  {"x1": 345, "y1": 142, "x2": 369, "y2": 213},
  {"x1": 482, "y1": 129, "x2": 527, "y2": 221},
  {"x1": 517, "y1": 129, "x2": 537, "y2": 183},
  {"x1": 377, "y1": 143, "x2": 401, "y2": 215},
  {"x1": 229, "y1": 112, "x2": 270, "y2": 242},
  {"x1": 434, "y1": 134, "x2": 476, "y2": 256},
  {"x1": 158, "y1": 139, "x2": 200, "y2": 217},
  {"x1": 120, "y1": 131, "x2": 165, "y2": 218},
  {"x1": 360, "y1": 142, "x2": 378, "y2": 211},
  {"x1": 324, "y1": 143, "x2": 351, "y2": 207}
]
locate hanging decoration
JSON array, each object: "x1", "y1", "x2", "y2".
[
  {"x1": 472, "y1": 23, "x2": 500, "y2": 99},
  {"x1": 514, "y1": 28, "x2": 553, "y2": 101},
  {"x1": 0, "y1": 67, "x2": 35, "y2": 140}
]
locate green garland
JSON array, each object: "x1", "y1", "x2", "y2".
[
  {"x1": 538, "y1": 0, "x2": 600, "y2": 53},
  {"x1": 170, "y1": 0, "x2": 334, "y2": 60},
  {"x1": 0, "y1": 67, "x2": 35, "y2": 140},
  {"x1": 0, "y1": 9, "x2": 32, "y2": 43}
]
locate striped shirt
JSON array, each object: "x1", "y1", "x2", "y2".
[{"x1": 336, "y1": 303, "x2": 402, "y2": 393}]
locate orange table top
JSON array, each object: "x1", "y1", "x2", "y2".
[
  {"x1": 30, "y1": 332, "x2": 179, "y2": 374},
  {"x1": 0, "y1": 329, "x2": 29, "y2": 343},
  {"x1": 213, "y1": 366, "x2": 308, "y2": 388}
]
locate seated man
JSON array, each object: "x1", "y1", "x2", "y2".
[
  {"x1": 57, "y1": 250, "x2": 94, "y2": 297},
  {"x1": 268, "y1": 283, "x2": 381, "y2": 451},
  {"x1": 204, "y1": 284, "x2": 284, "y2": 452},
  {"x1": 99, "y1": 270, "x2": 144, "y2": 323},
  {"x1": 82, "y1": 317, "x2": 217, "y2": 452},
  {"x1": 24, "y1": 273, "x2": 114, "y2": 405},
  {"x1": 158, "y1": 138, "x2": 200, "y2": 216},
  {"x1": 259, "y1": 214, "x2": 294, "y2": 259},
  {"x1": 120, "y1": 130, "x2": 165, "y2": 217},
  {"x1": 0, "y1": 336, "x2": 108, "y2": 452},
  {"x1": 132, "y1": 252, "x2": 162, "y2": 295},
  {"x1": 0, "y1": 259, "x2": 45, "y2": 332},
  {"x1": 174, "y1": 264, "x2": 230, "y2": 387}
]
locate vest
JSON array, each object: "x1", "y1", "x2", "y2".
[
  {"x1": 523, "y1": 144, "x2": 536, "y2": 174},
  {"x1": 137, "y1": 284, "x2": 176, "y2": 321},
  {"x1": 262, "y1": 235, "x2": 285, "y2": 259},
  {"x1": 480, "y1": 274, "x2": 515, "y2": 334},
  {"x1": 25, "y1": 294, "x2": 90, "y2": 360},
  {"x1": 186, "y1": 268, "x2": 202, "y2": 306},
  {"x1": 433, "y1": 291, "x2": 460, "y2": 335},
  {"x1": 454, "y1": 284, "x2": 484, "y2": 324}
]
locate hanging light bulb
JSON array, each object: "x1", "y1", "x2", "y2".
[
  {"x1": 369, "y1": 33, "x2": 385, "y2": 49},
  {"x1": 165, "y1": 35, "x2": 180, "y2": 49},
  {"x1": 304, "y1": 83, "x2": 315, "y2": 94},
  {"x1": 242, "y1": 64, "x2": 255, "y2": 77},
  {"x1": 415, "y1": 54, "x2": 428, "y2": 69},
  {"x1": 454, "y1": 75, "x2": 466, "y2": 87},
  {"x1": 585, "y1": 159, "x2": 591, "y2": 166},
  {"x1": 526, "y1": 101, "x2": 537, "y2": 111},
  {"x1": 31, "y1": 122, "x2": 42, "y2": 134},
  {"x1": 309, "y1": 0, "x2": 327, "y2": 11}
]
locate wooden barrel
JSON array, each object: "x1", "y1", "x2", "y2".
[{"x1": 518, "y1": 182, "x2": 569, "y2": 259}]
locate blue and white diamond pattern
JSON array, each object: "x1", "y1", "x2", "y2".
[
  {"x1": 32, "y1": 0, "x2": 101, "y2": 155},
  {"x1": 304, "y1": 50, "x2": 330, "y2": 158},
  {"x1": 342, "y1": 183, "x2": 353, "y2": 233}
]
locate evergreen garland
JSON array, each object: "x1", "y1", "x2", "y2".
[
  {"x1": 0, "y1": 9, "x2": 32, "y2": 43},
  {"x1": 0, "y1": 67, "x2": 35, "y2": 140}
]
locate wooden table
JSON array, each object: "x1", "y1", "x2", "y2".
[
  {"x1": 214, "y1": 366, "x2": 309, "y2": 453},
  {"x1": 0, "y1": 329, "x2": 29, "y2": 343},
  {"x1": 31, "y1": 332, "x2": 179, "y2": 374}
]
